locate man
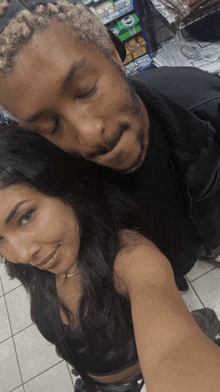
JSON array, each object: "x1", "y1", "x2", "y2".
[{"x1": 1, "y1": 0, "x2": 220, "y2": 292}]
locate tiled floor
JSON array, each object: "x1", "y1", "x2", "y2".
[{"x1": 1, "y1": 257, "x2": 220, "y2": 392}]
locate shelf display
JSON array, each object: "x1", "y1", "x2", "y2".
[
  {"x1": 82, "y1": 0, "x2": 153, "y2": 75},
  {"x1": 82, "y1": 0, "x2": 134, "y2": 24},
  {"x1": 149, "y1": 0, "x2": 220, "y2": 28},
  {"x1": 125, "y1": 53, "x2": 152, "y2": 74},
  {"x1": 111, "y1": 12, "x2": 142, "y2": 41}
]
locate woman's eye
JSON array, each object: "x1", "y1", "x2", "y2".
[
  {"x1": 51, "y1": 117, "x2": 61, "y2": 135},
  {"x1": 19, "y1": 209, "x2": 35, "y2": 226},
  {"x1": 77, "y1": 85, "x2": 97, "y2": 99}
]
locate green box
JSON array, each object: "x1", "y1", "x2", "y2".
[{"x1": 111, "y1": 13, "x2": 142, "y2": 42}]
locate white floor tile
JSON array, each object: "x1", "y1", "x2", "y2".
[
  {"x1": 24, "y1": 361, "x2": 74, "y2": 392},
  {"x1": 5, "y1": 285, "x2": 32, "y2": 335},
  {"x1": 0, "y1": 256, "x2": 5, "y2": 272},
  {"x1": 14, "y1": 323, "x2": 61, "y2": 383},
  {"x1": 0, "y1": 277, "x2": 3, "y2": 297},
  {"x1": 181, "y1": 280, "x2": 204, "y2": 311},
  {"x1": 186, "y1": 260, "x2": 216, "y2": 282},
  {"x1": 11, "y1": 386, "x2": 24, "y2": 392},
  {"x1": 0, "y1": 296, "x2": 12, "y2": 343},
  {"x1": 0, "y1": 338, "x2": 22, "y2": 392},
  {"x1": 191, "y1": 268, "x2": 220, "y2": 319},
  {"x1": 0, "y1": 266, "x2": 21, "y2": 294}
]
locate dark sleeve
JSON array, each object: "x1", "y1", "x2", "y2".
[{"x1": 131, "y1": 67, "x2": 220, "y2": 133}]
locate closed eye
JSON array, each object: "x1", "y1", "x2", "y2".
[{"x1": 76, "y1": 85, "x2": 97, "y2": 100}]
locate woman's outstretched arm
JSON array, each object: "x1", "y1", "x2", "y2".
[{"x1": 114, "y1": 230, "x2": 220, "y2": 392}]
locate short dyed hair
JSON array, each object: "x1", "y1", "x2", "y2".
[
  {"x1": 0, "y1": 0, "x2": 111, "y2": 75},
  {"x1": 0, "y1": 0, "x2": 112, "y2": 116}
]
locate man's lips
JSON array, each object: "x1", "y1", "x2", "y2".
[
  {"x1": 36, "y1": 246, "x2": 60, "y2": 269},
  {"x1": 85, "y1": 127, "x2": 126, "y2": 160}
]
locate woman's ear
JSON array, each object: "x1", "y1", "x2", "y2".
[{"x1": 110, "y1": 40, "x2": 126, "y2": 72}]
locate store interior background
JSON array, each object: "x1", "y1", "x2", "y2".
[{"x1": 1, "y1": 0, "x2": 220, "y2": 391}]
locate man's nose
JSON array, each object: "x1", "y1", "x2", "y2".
[{"x1": 64, "y1": 106, "x2": 106, "y2": 152}]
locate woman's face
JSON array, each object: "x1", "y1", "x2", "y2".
[{"x1": 0, "y1": 185, "x2": 80, "y2": 275}]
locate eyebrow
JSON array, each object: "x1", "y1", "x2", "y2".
[
  {"x1": 5, "y1": 201, "x2": 28, "y2": 225},
  {"x1": 25, "y1": 57, "x2": 88, "y2": 124}
]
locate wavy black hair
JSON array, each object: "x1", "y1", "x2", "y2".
[{"x1": 0, "y1": 124, "x2": 150, "y2": 365}]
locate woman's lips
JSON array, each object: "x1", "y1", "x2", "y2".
[{"x1": 36, "y1": 246, "x2": 60, "y2": 270}]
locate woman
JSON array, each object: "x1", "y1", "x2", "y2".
[{"x1": 1, "y1": 125, "x2": 220, "y2": 392}]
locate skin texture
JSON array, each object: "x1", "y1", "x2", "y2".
[
  {"x1": 0, "y1": 185, "x2": 80, "y2": 276},
  {"x1": 0, "y1": 22, "x2": 150, "y2": 173},
  {"x1": 115, "y1": 230, "x2": 220, "y2": 392}
]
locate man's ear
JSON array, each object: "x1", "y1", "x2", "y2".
[{"x1": 110, "y1": 40, "x2": 126, "y2": 72}]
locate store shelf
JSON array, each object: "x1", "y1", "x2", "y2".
[
  {"x1": 83, "y1": 0, "x2": 134, "y2": 25},
  {"x1": 178, "y1": 0, "x2": 220, "y2": 28}
]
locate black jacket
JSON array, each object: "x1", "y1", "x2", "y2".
[{"x1": 99, "y1": 68, "x2": 220, "y2": 277}]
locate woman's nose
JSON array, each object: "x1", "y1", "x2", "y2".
[{"x1": 5, "y1": 237, "x2": 40, "y2": 265}]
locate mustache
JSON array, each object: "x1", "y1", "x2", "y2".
[{"x1": 84, "y1": 123, "x2": 131, "y2": 159}]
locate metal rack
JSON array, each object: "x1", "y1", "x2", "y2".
[
  {"x1": 135, "y1": 0, "x2": 220, "y2": 53},
  {"x1": 178, "y1": 0, "x2": 220, "y2": 28}
]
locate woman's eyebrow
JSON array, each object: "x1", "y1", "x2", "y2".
[
  {"x1": 25, "y1": 57, "x2": 87, "y2": 124},
  {"x1": 5, "y1": 201, "x2": 28, "y2": 224}
]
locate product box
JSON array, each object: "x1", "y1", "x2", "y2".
[
  {"x1": 124, "y1": 33, "x2": 147, "y2": 64},
  {"x1": 111, "y1": 13, "x2": 142, "y2": 42}
]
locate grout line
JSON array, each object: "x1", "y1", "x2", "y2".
[
  {"x1": 11, "y1": 322, "x2": 34, "y2": 339},
  {"x1": 0, "y1": 334, "x2": 13, "y2": 345},
  {"x1": 189, "y1": 266, "x2": 217, "y2": 283},
  {"x1": 4, "y1": 294, "x2": 24, "y2": 385},
  {"x1": 21, "y1": 359, "x2": 64, "y2": 386},
  {"x1": 9, "y1": 384, "x2": 25, "y2": 392},
  {"x1": 188, "y1": 280, "x2": 205, "y2": 308},
  {"x1": 2, "y1": 282, "x2": 22, "y2": 296},
  {"x1": 3, "y1": 287, "x2": 34, "y2": 338},
  {"x1": 0, "y1": 276, "x2": 4, "y2": 298}
]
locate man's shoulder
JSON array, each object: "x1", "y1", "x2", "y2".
[
  {"x1": 131, "y1": 67, "x2": 220, "y2": 110},
  {"x1": 131, "y1": 67, "x2": 220, "y2": 132}
]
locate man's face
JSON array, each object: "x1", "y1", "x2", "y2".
[{"x1": 0, "y1": 22, "x2": 149, "y2": 172}]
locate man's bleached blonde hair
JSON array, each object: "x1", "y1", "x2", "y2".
[
  {"x1": 0, "y1": 0, "x2": 111, "y2": 74},
  {"x1": 0, "y1": 0, "x2": 111, "y2": 116}
]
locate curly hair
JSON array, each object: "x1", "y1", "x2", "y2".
[
  {"x1": 0, "y1": 0, "x2": 111, "y2": 74},
  {"x1": 0, "y1": 0, "x2": 111, "y2": 116}
]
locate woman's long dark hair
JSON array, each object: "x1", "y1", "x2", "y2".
[{"x1": 0, "y1": 124, "x2": 149, "y2": 357}]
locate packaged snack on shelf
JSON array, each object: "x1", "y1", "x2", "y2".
[
  {"x1": 88, "y1": 0, "x2": 133, "y2": 23},
  {"x1": 125, "y1": 54, "x2": 152, "y2": 75},
  {"x1": 111, "y1": 12, "x2": 142, "y2": 41},
  {"x1": 124, "y1": 46, "x2": 133, "y2": 64},
  {"x1": 125, "y1": 33, "x2": 147, "y2": 62}
]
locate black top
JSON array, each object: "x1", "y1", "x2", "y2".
[{"x1": 35, "y1": 275, "x2": 139, "y2": 376}]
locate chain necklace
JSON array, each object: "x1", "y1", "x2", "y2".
[{"x1": 62, "y1": 272, "x2": 79, "y2": 278}]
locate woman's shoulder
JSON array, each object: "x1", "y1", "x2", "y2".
[{"x1": 114, "y1": 230, "x2": 174, "y2": 298}]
